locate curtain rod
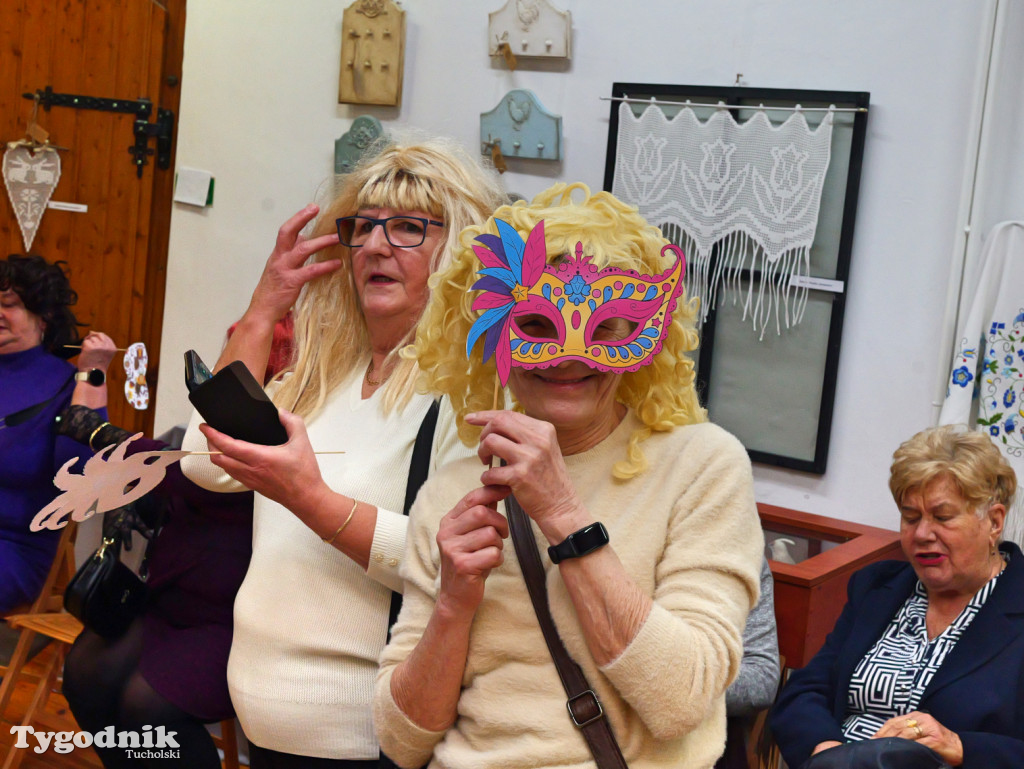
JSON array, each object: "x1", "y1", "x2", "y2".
[{"x1": 601, "y1": 95, "x2": 867, "y2": 113}]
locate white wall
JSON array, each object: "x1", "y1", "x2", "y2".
[{"x1": 158, "y1": 0, "x2": 1014, "y2": 531}]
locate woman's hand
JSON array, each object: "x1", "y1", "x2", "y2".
[
  {"x1": 246, "y1": 204, "x2": 342, "y2": 324},
  {"x1": 872, "y1": 711, "x2": 964, "y2": 765},
  {"x1": 77, "y1": 331, "x2": 117, "y2": 372},
  {"x1": 465, "y1": 410, "x2": 587, "y2": 541},
  {"x1": 198, "y1": 409, "x2": 331, "y2": 521},
  {"x1": 811, "y1": 741, "x2": 843, "y2": 755},
  {"x1": 435, "y1": 485, "x2": 509, "y2": 617}
]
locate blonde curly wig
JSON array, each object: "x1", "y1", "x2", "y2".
[{"x1": 412, "y1": 182, "x2": 707, "y2": 479}]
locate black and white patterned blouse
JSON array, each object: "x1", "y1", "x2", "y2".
[{"x1": 841, "y1": 559, "x2": 1007, "y2": 741}]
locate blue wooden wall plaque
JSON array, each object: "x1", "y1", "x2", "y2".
[{"x1": 480, "y1": 89, "x2": 562, "y2": 162}]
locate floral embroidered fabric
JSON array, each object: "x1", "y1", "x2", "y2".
[
  {"x1": 611, "y1": 103, "x2": 834, "y2": 337},
  {"x1": 939, "y1": 222, "x2": 1024, "y2": 544}
]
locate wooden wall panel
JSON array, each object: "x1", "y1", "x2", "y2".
[{"x1": 1, "y1": 0, "x2": 174, "y2": 433}]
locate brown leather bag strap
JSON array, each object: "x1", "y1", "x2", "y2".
[{"x1": 504, "y1": 491, "x2": 629, "y2": 769}]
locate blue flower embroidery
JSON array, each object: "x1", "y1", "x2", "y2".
[
  {"x1": 1006, "y1": 355, "x2": 1015, "y2": 365},
  {"x1": 990, "y1": 322, "x2": 1005, "y2": 335},
  {"x1": 1005, "y1": 390, "x2": 1017, "y2": 408},
  {"x1": 990, "y1": 425, "x2": 1001, "y2": 436},
  {"x1": 565, "y1": 275, "x2": 590, "y2": 305},
  {"x1": 952, "y1": 366, "x2": 974, "y2": 388},
  {"x1": 1006, "y1": 415, "x2": 1017, "y2": 434}
]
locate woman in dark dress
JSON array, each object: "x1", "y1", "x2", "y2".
[{"x1": 60, "y1": 322, "x2": 292, "y2": 768}]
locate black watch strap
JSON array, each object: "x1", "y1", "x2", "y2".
[
  {"x1": 75, "y1": 368, "x2": 105, "y2": 386},
  {"x1": 548, "y1": 522, "x2": 609, "y2": 564}
]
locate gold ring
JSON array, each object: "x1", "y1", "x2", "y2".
[
  {"x1": 905, "y1": 719, "x2": 918, "y2": 729},
  {"x1": 914, "y1": 725, "x2": 924, "y2": 738}
]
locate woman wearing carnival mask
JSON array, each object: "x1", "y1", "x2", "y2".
[{"x1": 373, "y1": 184, "x2": 764, "y2": 769}]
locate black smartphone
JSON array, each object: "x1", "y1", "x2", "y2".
[
  {"x1": 184, "y1": 349, "x2": 213, "y2": 394},
  {"x1": 185, "y1": 352, "x2": 287, "y2": 446}
]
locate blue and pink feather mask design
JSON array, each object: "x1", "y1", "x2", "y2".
[{"x1": 466, "y1": 218, "x2": 686, "y2": 386}]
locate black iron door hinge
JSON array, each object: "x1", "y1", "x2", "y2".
[{"x1": 23, "y1": 86, "x2": 175, "y2": 178}]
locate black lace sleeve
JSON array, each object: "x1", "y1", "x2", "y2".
[{"x1": 53, "y1": 404, "x2": 132, "y2": 450}]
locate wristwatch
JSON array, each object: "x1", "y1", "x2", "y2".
[
  {"x1": 548, "y1": 522, "x2": 609, "y2": 564},
  {"x1": 75, "y1": 368, "x2": 106, "y2": 386}
]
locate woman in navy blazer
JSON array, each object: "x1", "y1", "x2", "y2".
[{"x1": 771, "y1": 426, "x2": 1024, "y2": 768}]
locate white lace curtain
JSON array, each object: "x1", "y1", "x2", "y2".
[{"x1": 611, "y1": 103, "x2": 834, "y2": 337}]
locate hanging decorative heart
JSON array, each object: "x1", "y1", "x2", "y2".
[{"x1": 2, "y1": 143, "x2": 62, "y2": 251}]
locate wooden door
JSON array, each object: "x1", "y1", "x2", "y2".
[{"x1": 1, "y1": 0, "x2": 185, "y2": 434}]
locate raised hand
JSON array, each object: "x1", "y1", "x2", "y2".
[
  {"x1": 465, "y1": 410, "x2": 586, "y2": 540},
  {"x1": 247, "y1": 204, "x2": 342, "y2": 324},
  {"x1": 77, "y1": 331, "x2": 117, "y2": 373},
  {"x1": 217, "y1": 205, "x2": 341, "y2": 378}
]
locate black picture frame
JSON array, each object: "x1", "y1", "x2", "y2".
[{"x1": 604, "y1": 83, "x2": 870, "y2": 473}]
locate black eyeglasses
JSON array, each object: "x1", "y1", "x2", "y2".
[{"x1": 336, "y1": 215, "x2": 444, "y2": 248}]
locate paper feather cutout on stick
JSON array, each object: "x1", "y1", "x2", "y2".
[
  {"x1": 31, "y1": 435, "x2": 187, "y2": 531},
  {"x1": 30, "y1": 433, "x2": 347, "y2": 531}
]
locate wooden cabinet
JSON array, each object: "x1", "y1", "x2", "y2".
[{"x1": 759, "y1": 503, "x2": 904, "y2": 668}]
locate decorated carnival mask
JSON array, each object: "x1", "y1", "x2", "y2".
[
  {"x1": 466, "y1": 219, "x2": 685, "y2": 385},
  {"x1": 123, "y1": 341, "x2": 149, "y2": 409}
]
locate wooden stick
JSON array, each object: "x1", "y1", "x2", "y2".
[
  {"x1": 490, "y1": 374, "x2": 501, "y2": 469},
  {"x1": 187, "y1": 450, "x2": 347, "y2": 456},
  {"x1": 65, "y1": 345, "x2": 130, "y2": 352}
]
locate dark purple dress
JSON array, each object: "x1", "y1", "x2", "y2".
[
  {"x1": 0, "y1": 346, "x2": 95, "y2": 612},
  {"x1": 122, "y1": 436, "x2": 253, "y2": 722}
]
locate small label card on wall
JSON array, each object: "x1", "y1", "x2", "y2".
[{"x1": 789, "y1": 275, "x2": 845, "y2": 293}]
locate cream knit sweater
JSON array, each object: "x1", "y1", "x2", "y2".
[
  {"x1": 180, "y1": 374, "x2": 469, "y2": 758},
  {"x1": 375, "y1": 413, "x2": 764, "y2": 769}
]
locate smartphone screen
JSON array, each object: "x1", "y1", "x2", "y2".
[{"x1": 184, "y1": 349, "x2": 214, "y2": 393}]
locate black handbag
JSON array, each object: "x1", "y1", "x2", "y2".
[
  {"x1": 799, "y1": 738, "x2": 951, "y2": 769},
  {"x1": 64, "y1": 527, "x2": 150, "y2": 639}
]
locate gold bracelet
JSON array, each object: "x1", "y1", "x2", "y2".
[
  {"x1": 88, "y1": 422, "x2": 111, "y2": 452},
  {"x1": 323, "y1": 498, "x2": 359, "y2": 545}
]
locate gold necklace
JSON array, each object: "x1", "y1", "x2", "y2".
[{"x1": 366, "y1": 360, "x2": 389, "y2": 387}]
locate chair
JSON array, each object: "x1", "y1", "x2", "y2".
[
  {"x1": 749, "y1": 655, "x2": 788, "y2": 769},
  {"x1": 0, "y1": 523, "x2": 83, "y2": 769},
  {"x1": 210, "y1": 719, "x2": 241, "y2": 769},
  {"x1": 0, "y1": 522, "x2": 77, "y2": 690},
  {"x1": 1, "y1": 521, "x2": 241, "y2": 769},
  {"x1": 712, "y1": 654, "x2": 787, "y2": 769}
]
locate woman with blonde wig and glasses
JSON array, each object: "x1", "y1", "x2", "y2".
[
  {"x1": 373, "y1": 184, "x2": 763, "y2": 769},
  {"x1": 181, "y1": 138, "x2": 505, "y2": 769}
]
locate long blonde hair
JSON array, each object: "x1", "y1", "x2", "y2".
[
  {"x1": 412, "y1": 183, "x2": 707, "y2": 479},
  {"x1": 272, "y1": 138, "x2": 505, "y2": 418}
]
